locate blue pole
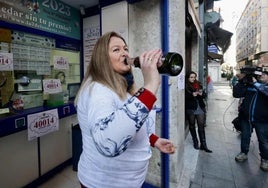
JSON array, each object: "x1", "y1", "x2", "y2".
[{"x1": 161, "y1": 0, "x2": 169, "y2": 188}]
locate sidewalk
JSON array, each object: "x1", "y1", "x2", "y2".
[{"x1": 181, "y1": 81, "x2": 268, "y2": 188}]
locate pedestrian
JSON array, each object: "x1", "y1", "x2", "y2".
[
  {"x1": 207, "y1": 75, "x2": 214, "y2": 94},
  {"x1": 185, "y1": 71, "x2": 212, "y2": 153},
  {"x1": 233, "y1": 63, "x2": 268, "y2": 172},
  {"x1": 74, "y1": 31, "x2": 175, "y2": 188},
  {"x1": 231, "y1": 73, "x2": 244, "y2": 88}
]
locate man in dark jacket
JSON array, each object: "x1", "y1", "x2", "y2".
[{"x1": 233, "y1": 66, "x2": 268, "y2": 172}]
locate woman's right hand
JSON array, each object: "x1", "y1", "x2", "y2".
[
  {"x1": 139, "y1": 49, "x2": 162, "y2": 95},
  {"x1": 193, "y1": 92, "x2": 198, "y2": 97}
]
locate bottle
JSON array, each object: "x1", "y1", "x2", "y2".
[{"x1": 126, "y1": 52, "x2": 183, "y2": 76}]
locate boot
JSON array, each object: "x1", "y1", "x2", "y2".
[
  {"x1": 189, "y1": 127, "x2": 199, "y2": 150},
  {"x1": 198, "y1": 127, "x2": 212, "y2": 153}
]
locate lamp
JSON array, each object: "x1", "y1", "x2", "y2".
[{"x1": 80, "y1": 5, "x2": 85, "y2": 15}]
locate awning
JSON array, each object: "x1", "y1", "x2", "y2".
[
  {"x1": 208, "y1": 52, "x2": 223, "y2": 60},
  {"x1": 206, "y1": 25, "x2": 233, "y2": 53},
  {"x1": 205, "y1": 0, "x2": 222, "y2": 11},
  {"x1": 204, "y1": 11, "x2": 233, "y2": 53},
  {"x1": 188, "y1": 0, "x2": 202, "y2": 37}
]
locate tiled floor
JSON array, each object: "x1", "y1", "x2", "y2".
[{"x1": 38, "y1": 165, "x2": 80, "y2": 188}]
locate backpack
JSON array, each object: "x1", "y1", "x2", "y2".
[{"x1": 232, "y1": 116, "x2": 241, "y2": 132}]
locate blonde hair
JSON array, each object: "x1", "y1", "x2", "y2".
[{"x1": 75, "y1": 31, "x2": 134, "y2": 105}]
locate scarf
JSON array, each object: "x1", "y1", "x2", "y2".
[{"x1": 123, "y1": 71, "x2": 134, "y2": 91}]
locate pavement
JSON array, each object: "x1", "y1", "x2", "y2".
[{"x1": 180, "y1": 80, "x2": 268, "y2": 188}]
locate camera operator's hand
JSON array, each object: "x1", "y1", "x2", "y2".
[
  {"x1": 237, "y1": 73, "x2": 246, "y2": 80},
  {"x1": 252, "y1": 77, "x2": 257, "y2": 83}
]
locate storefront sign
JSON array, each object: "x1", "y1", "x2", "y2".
[
  {"x1": 27, "y1": 109, "x2": 59, "y2": 141},
  {"x1": 0, "y1": 52, "x2": 13, "y2": 71},
  {"x1": 53, "y1": 55, "x2": 69, "y2": 69},
  {"x1": 0, "y1": 0, "x2": 80, "y2": 40},
  {"x1": 11, "y1": 30, "x2": 55, "y2": 47},
  {"x1": 208, "y1": 45, "x2": 218, "y2": 53},
  {"x1": 43, "y1": 79, "x2": 62, "y2": 93}
]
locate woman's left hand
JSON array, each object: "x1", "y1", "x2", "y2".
[{"x1": 155, "y1": 138, "x2": 176, "y2": 154}]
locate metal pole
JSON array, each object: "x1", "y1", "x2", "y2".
[{"x1": 161, "y1": 0, "x2": 169, "y2": 187}]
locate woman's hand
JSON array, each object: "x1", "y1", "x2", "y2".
[
  {"x1": 198, "y1": 89, "x2": 203, "y2": 95},
  {"x1": 193, "y1": 91, "x2": 198, "y2": 97},
  {"x1": 139, "y1": 49, "x2": 162, "y2": 95},
  {"x1": 154, "y1": 138, "x2": 176, "y2": 154}
]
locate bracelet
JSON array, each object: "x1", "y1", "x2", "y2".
[{"x1": 134, "y1": 87, "x2": 145, "y2": 97}]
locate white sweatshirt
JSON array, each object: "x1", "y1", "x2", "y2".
[{"x1": 76, "y1": 81, "x2": 156, "y2": 188}]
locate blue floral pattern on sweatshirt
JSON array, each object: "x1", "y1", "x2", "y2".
[{"x1": 92, "y1": 96, "x2": 150, "y2": 157}]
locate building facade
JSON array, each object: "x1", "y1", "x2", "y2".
[
  {"x1": 236, "y1": 0, "x2": 268, "y2": 66},
  {"x1": 0, "y1": 0, "x2": 232, "y2": 187}
]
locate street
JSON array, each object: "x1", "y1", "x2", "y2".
[{"x1": 182, "y1": 81, "x2": 268, "y2": 188}]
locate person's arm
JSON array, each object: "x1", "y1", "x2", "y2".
[
  {"x1": 153, "y1": 137, "x2": 175, "y2": 154},
  {"x1": 232, "y1": 81, "x2": 248, "y2": 98},
  {"x1": 185, "y1": 87, "x2": 196, "y2": 100},
  {"x1": 149, "y1": 134, "x2": 159, "y2": 147},
  {"x1": 90, "y1": 49, "x2": 162, "y2": 157},
  {"x1": 89, "y1": 85, "x2": 156, "y2": 157},
  {"x1": 253, "y1": 82, "x2": 268, "y2": 96}
]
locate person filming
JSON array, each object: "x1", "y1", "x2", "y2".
[{"x1": 233, "y1": 64, "x2": 268, "y2": 172}]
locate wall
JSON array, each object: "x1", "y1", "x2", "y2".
[
  {"x1": 208, "y1": 61, "x2": 221, "y2": 82},
  {"x1": 128, "y1": 0, "x2": 186, "y2": 187}
]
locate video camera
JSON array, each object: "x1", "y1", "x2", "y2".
[{"x1": 239, "y1": 66, "x2": 266, "y2": 84}]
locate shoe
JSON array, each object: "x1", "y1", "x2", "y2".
[
  {"x1": 260, "y1": 159, "x2": 268, "y2": 172},
  {"x1": 235, "y1": 152, "x2": 248, "y2": 162},
  {"x1": 193, "y1": 142, "x2": 199, "y2": 150},
  {"x1": 200, "y1": 144, "x2": 212, "y2": 153}
]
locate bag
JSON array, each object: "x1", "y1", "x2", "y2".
[{"x1": 232, "y1": 116, "x2": 241, "y2": 132}]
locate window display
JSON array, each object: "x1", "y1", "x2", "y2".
[{"x1": 0, "y1": 28, "x2": 81, "y2": 112}]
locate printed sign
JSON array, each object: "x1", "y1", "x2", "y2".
[
  {"x1": 53, "y1": 55, "x2": 69, "y2": 69},
  {"x1": 83, "y1": 14, "x2": 101, "y2": 75},
  {"x1": 27, "y1": 109, "x2": 59, "y2": 141},
  {"x1": 0, "y1": 0, "x2": 80, "y2": 40},
  {"x1": 43, "y1": 79, "x2": 62, "y2": 93},
  {"x1": 208, "y1": 45, "x2": 218, "y2": 53},
  {"x1": 0, "y1": 53, "x2": 13, "y2": 71}
]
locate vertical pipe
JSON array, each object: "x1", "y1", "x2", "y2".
[
  {"x1": 37, "y1": 137, "x2": 41, "y2": 177},
  {"x1": 161, "y1": 0, "x2": 169, "y2": 188},
  {"x1": 198, "y1": 1, "x2": 206, "y2": 84}
]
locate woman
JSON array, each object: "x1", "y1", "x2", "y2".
[
  {"x1": 75, "y1": 31, "x2": 175, "y2": 188},
  {"x1": 185, "y1": 71, "x2": 212, "y2": 153}
]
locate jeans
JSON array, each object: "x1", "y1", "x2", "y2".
[{"x1": 240, "y1": 118, "x2": 268, "y2": 160}]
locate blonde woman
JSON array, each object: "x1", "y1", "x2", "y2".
[{"x1": 75, "y1": 31, "x2": 175, "y2": 188}]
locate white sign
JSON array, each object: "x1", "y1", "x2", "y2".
[
  {"x1": 177, "y1": 72, "x2": 185, "y2": 90},
  {"x1": 83, "y1": 15, "x2": 100, "y2": 75},
  {"x1": 43, "y1": 79, "x2": 62, "y2": 94},
  {"x1": 0, "y1": 53, "x2": 13, "y2": 71},
  {"x1": 27, "y1": 109, "x2": 59, "y2": 141},
  {"x1": 53, "y1": 56, "x2": 69, "y2": 69}
]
